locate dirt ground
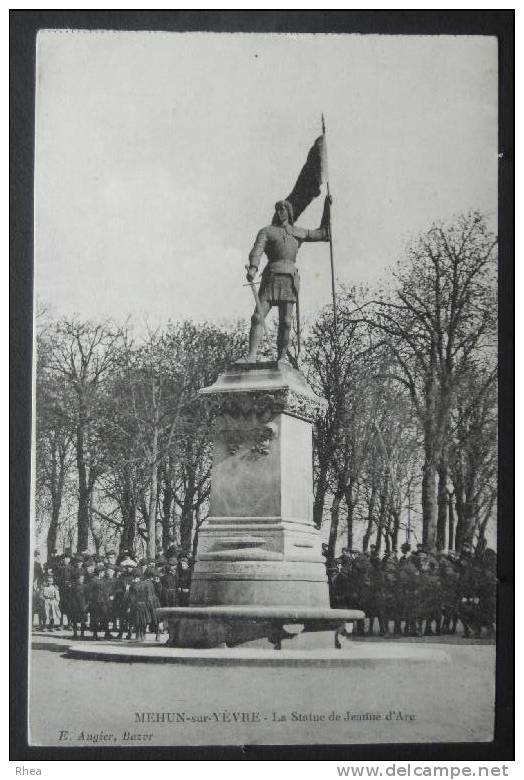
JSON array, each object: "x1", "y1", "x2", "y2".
[{"x1": 29, "y1": 631, "x2": 495, "y2": 747}]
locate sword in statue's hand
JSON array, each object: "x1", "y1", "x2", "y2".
[{"x1": 243, "y1": 265, "x2": 268, "y2": 333}]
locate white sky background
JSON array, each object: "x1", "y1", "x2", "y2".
[{"x1": 35, "y1": 32, "x2": 498, "y2": 329}]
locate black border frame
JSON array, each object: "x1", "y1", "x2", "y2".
[{"x1": 10, "y1": 9, "x2": 514, "y2": 762}]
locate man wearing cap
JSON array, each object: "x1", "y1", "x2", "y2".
[{"x1": 245, "y1": 197, "x2": 331, "y2": 362}]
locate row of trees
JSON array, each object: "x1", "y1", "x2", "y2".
[{"x1": 36, "y1": 211, "x2": 497, "y2": 560}]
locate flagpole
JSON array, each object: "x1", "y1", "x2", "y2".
[{"x1": 322, "y1": 114, "x2": 338, "y2": 335}]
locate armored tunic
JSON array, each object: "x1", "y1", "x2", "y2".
[{"x1": 248, "y1": 224, "x2": 327, "y2": 304}]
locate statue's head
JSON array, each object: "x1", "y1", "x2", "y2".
[{"x1": 272, "y1": 200, "x2": 294, "y2": 226}]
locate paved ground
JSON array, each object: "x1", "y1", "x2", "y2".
[{"x1": 29, "y1": 630, "x2": 495, "y2": 747}]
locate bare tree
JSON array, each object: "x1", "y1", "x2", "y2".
[
  {"x1": 35, "y1": 324, "x2": 75, "y2": 556},
  {"x1": 361, "y1": 212, "x2": 497, "y2": 549},
  {"x1": 451, "y1": 363, "x2": 497, "y2": 551},
  {"x1": 45, "y1": 319, "x2": 120, "y2": 551}
]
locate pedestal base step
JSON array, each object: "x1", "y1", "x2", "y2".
[
  {"x1": 66, "y1": 640, "x2": 451, "y2": 666},
  {"x1": 156, "y1": 605, "x2": 366, "y2": 650}
]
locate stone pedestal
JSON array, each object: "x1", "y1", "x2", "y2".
[{"x1": 175, "y1": 361, "x2": 328, "y2": 647}]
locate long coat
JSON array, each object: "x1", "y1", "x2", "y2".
[{"x1": 69, "y1": 582, "x2": 88, "y2": 623}]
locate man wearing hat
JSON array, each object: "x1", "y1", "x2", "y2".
[{"x1": 244, "y1": 197, "x2": 331, "y2": 362}]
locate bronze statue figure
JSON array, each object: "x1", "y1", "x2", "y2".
[{"x1": 244, "y1": 196, "x2": 331, "y2": 362}]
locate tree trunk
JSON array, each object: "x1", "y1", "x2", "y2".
[
  {"x1": 436, "y1": 456, "x2": 448, "y2": 551},
  {"x1": 390, "y1": 508, "x2": 400, "y2": 553},
  {"x1": 47, "y1": 503, "x2": 60, "y2": 558},
  {"x1": 344, "y1": 483, "x2": 356, "y2": 551},
  {"x1": 453, "y1": 467, "x2": 465, "y2": 551},
  {"x1": 76, "y1": 416, "x2": 90, "y2": 552},
  {"x1": 421, "y1": 446, "x2": 437, "y2": 550},
  {"x1": 46, "y1": 445, "x2": 62, "y2": 557},
  {"x1": 374, "y1": 524, "x2": 382, "y2": 553},
  {"x1": 362, "y1": 482, "x2": 377, "y2": 552},
  {"x1": 327, "y1": 487, "x2": 344, "y2": 560},
  {"x1": 313, "y1": 461, "x2": 329, "y2": 529},
  {"x1": 477, "y1": 494, "x2": 496, "y2": 552},
  {"x1": 421, "y1": 364, "x2": 438, "y2": 552},
  {"x1": 147, "y1": 425, "x2": 159, "y2": 559},
  {"x1": 192, "y1": 504, "x2": 204, "y2": 560},
  {"x1": 120, "y1": 477, "x2": 136, "y2": 553},
  {"x1": 180, "y1": 474, "x2": 195, "y2": 554},
  {"x1": 375, "y1": 471, "x2": 389, "y2": 555},
  {"x1": 161, "y1": 480, "x2": 174, "y2": 552},
  {"x1": 461, "y1": 494, "x2": 477, "y2": 550},
  {"x1": 88, "y1": 492, "x2": 100, "y2": 554},
  {"x1": 447, "y1": 492, "x2": 455, "y2": 552}
]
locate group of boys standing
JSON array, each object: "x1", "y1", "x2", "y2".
[
  {"x1": 324, "y1": 541, "x2": 496, "y2": 639},
  {"x1": 32, "y1": 546, "x2": 193, "y2": 641}
]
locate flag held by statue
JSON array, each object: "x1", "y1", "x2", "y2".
[{"x1": 285, "y1": 135, "x2": 328, "y2": 223}]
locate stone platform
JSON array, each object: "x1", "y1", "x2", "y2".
[{"x1": 66, "y1": 639, "x2": 451, "y2": 667}]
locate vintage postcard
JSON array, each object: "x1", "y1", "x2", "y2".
[{"x1": 22, "y1": 20, "x2": 507, "y2": 752}]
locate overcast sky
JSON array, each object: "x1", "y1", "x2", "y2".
[{"x1": 35, "y1": 31, "x2": 497, "y2": 328}]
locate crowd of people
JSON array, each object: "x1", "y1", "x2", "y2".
[
  {"x1": 323, "y1": 541, "x2": 497, "y2": 639},
  {"x1": 32, "y1": 540, "x2": 496, "y2": 643},
  {"x1": 32, "y1": 546, "x2": 193, "y2": 640}
]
